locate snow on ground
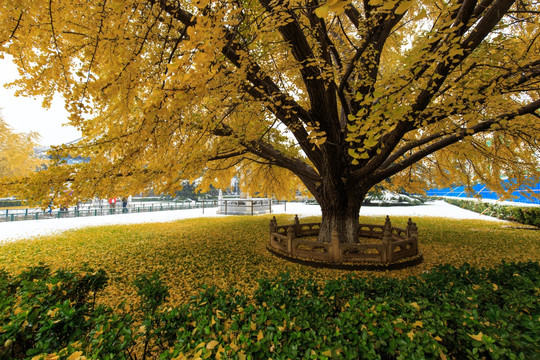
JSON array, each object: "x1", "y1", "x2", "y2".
[{"x1": 0, "y1": 200, "x2": 504, "y2": 244}]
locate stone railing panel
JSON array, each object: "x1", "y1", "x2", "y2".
[
  {"x1": 298, "y1": 223, "x2": 321, "y2": 237},
  {"x1": 391, "y1": 227, "x2": 407, "y2": 240},
  {"x1": 293, "y1": 239, "x2": 329, "y2": 261},
  {"x1": 356, "y1": 225, "x2": 384, "y2": 239},
  {"x1": 390, "y1": 239, "x2": 417, "y2": 261},
  {"x1": 269, "y1": 233, "x2": 288, "y2": 252},
  {"x1": 341, "y1": 243, "x2": 385, "y2": 263}
]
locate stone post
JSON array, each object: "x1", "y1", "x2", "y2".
[
  {"x1": 406, "y1": 218, "x2": 413, "y2": 238},
  {"x1": 382, "y1": 215, "x2": 392, "y2": 263},
  {"x1": 409, "y1": 221, "x2": 418, "y2": 240},
  {"x1": 294, "y1": 215, "x2": 300, "y2": 236},
  {"x1": 269, "y1": 218, "x2": 277, "y2": 245},
  {"x1": 328, "y1": 230, "x2": 341, "y2": 263},
  {"x1": 287, "y1": 226, "x2": 295, "y2": 255},
  {"x1": 409, "y1": 220, "x2": 418, "y2": 254}
]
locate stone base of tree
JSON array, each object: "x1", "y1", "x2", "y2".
[{"x1": 268, "y1": 215, "x2": 422, "y2": 269}]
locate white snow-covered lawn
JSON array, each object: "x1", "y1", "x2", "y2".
[{"x1": 0, "y1": 200, "x2": 503, "y2": 244}]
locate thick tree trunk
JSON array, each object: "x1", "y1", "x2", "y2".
[{"x1": 316, "y1": 185, "x2": 367, "y2": 244}]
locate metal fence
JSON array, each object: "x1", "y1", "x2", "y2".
[{"x1": 1, "y1": 201, "x2": 218, "y2": 223}]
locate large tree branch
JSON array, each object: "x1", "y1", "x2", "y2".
[
  {"x1": 150, "y1": 0, "x2": 327, "y2": 169},
  {"x1": 244, "y1": 85, "x2": 324, "y2": 168},
  {"x1": 462, "y1": 0, "x2": 516, "y2": 51},
  {"x1": 204, "y1": 113, "x2": 321, "y2": 187},
  {"x1": 373, "y1": 99, "x2": 540, "y2": 182},
  {"x1": 242, "y1": 140, "x2": 321, "y2": 189},
  {"x1": 411, "y1": 0, "x2": 515, "y2": 115},
  {"x1": 371, "y1": 59, "x2": 540, "y2": 174},
  {"x1": 258, "y1": 0, "x2": 341, "y2": 142},
  {"x1": 379, "y1": 131, "x2": 451, "y2": 170},
  {"x1": 361, "y1": 0, "x2": 516, "y2": 177},
  {"x1": 403, "y1": 0, "x2": 494, "y2": 93},
  {"x1": 150, "y1": 0, "x2": 313, "y2": 125},
  {"x1": 344, "y1": 4, "x2": 362, "y2": 29},
  {"x1": 339, "y1": 9, "x2": 404, "y2": 101},
  {"x1": 208, "y1": 149, "x2": 249, "y2": 161}
]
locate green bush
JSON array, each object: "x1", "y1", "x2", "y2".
[
  {"x1": 444, "y1": 199, "x2": 540, "y2": 227},
  {"x1": 0, "y1": 264, "x2": 133, "y2": 359},
  {"x1": 1, "y1": 262, "x2": 538, "y2": 359}
]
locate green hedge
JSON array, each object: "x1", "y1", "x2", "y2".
[
  {"x1": 1, "y1": 262, "x2": 538, "y2": 359},
  {"x1": 444, "y1": 198, "x2": 540, "y2": 227}
]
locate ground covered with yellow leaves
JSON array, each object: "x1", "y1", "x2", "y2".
[{"x1": 1, "y1": 214, "x2": 538, "y2": 309}]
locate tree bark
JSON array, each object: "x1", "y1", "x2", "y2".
[{"x1": 316, "y1": 183, "x2": 367, "y2": 244}]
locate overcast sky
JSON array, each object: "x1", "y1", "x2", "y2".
[{"x1": 0, "y1": 56, "x2": 81, "y2": 147}]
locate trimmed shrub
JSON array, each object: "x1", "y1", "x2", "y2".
[
  {"x1": 444, "y1": 198, "x2": 540, "y2": 227},
  {"x1": 1, "y1": 262, "x2": 538, "y2": 359}
]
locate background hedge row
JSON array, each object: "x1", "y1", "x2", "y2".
[
  {"x1": 1, "y1": 261, "x2": 538, "y2": 359},
  {"x1": 444, "y1": 198, "x2": 540, "y2": 227}
]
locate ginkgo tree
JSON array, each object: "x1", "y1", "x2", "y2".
[
  {"x1": 0, "y1": 0, "x2": 538, "y2": 243},
  {"x1": 0, "y1": 115, "x2": 43, "y2": 195}
]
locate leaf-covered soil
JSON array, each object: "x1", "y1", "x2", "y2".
[{"x1": 0, "y1": 215, "x2": 538, "y2": 309}]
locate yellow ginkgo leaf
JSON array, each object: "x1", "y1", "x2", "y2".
[
  {"x1": 358, "y1": 152, "x2": 369, "y2": 159},
  {"x1": 395, "y1": 1, "x2": 412, "y2": 15},
  {"x1": 257, "y1": 330, "x2": 264, "y2": 341},
  {"x1": 206, "y1": 340, "x2": 219, "y2": 350},
  {"x1": 328, "y1": 0, "x2": 350, "y2": 15},
  {"x1": 414, "y1": 8, "x2": 427, "y2": 21},
  {"x1": 67, "y1": 352, "x2": 85, "y2": 360},
  {"x1": 468, "y1": 332, "x2": 484, "y2": 342},
  {"x1": 215, "y1": 348, "x2": 224, "y2": 360},
  {"x1": 314, "y1": 5, "x2": 329, "y2": 18}
]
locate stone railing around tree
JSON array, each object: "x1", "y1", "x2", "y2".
[{"x1": 267, "y1": 215, "x2": 420, "y2": 267}]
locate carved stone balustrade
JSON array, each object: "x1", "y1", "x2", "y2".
[{"x1": 267, "y1": 215, "x2": 422, "y2": 269}]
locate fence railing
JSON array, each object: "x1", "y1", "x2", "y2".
[{"x1": 1, "y1": 201, "x2": 218, "y2": 223}]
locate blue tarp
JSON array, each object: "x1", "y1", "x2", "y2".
[{"x1": 426, "y1": 180, "x2": 540, "y2": 204}]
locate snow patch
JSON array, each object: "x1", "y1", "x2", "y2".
[{"x1": 0, "y1": 201, "x2": 503, "y2": 244}]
